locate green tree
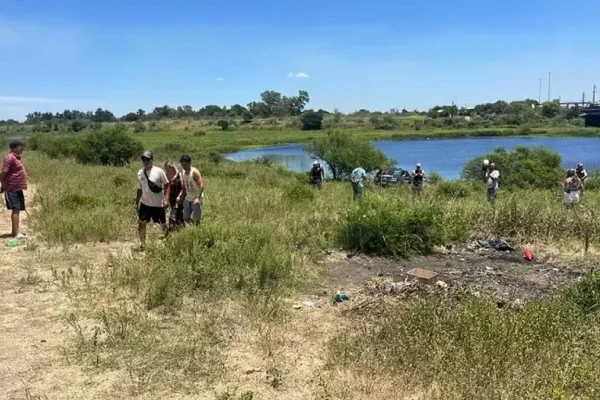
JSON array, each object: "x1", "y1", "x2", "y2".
[
  {"x1": 541, "y1": 101, "x2": 562, "y2": 118},
  {"x1": 461, "y1": 146, "x2": 563, "y2": 189},
  {"x1": 74, "y1": 125, "x2": 143, "y2": 166},
  {"x1": 301, "y1": 110, "x2": 324, "y2": 131},
  {"x1": 305, "y1": 130, "x2": 394, "y2": 180}
]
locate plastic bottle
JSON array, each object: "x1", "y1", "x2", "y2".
[{"x1": 5, "y1": 239, "x2": 25, "y2": 248}]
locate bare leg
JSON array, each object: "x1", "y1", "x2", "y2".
[
  {"x1": 138, "y1": 221, "x2": 147, "y2": 249},
  {"x1": 11, "y1": 210, "x2": 20, "y2": 237}
]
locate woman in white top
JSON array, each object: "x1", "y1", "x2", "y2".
[{"x1": 563, "y1": 168, "x2": 581, "y2": 206}]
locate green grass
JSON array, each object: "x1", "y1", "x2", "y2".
[{"x1": 327, "y1": 274, "x2": 600, "y2": 399}]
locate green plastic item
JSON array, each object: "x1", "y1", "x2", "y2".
[{"x1": 5, "y1": 239, "x2": 25, "y2": 248}]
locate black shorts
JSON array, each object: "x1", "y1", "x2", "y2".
[
  {"x1": 138, "y1": 203, "x2": 166, "y2": 224},
  {"x1": 5, "y1": 190, "x2": 25, "y2": 211}
]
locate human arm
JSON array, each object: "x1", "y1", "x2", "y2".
[
  {"x1": 321, "y1": 168, "x2": 325, "y2": 181},
  {"x1": 192, "y1": 170, "x2": 204, "y2": 204},
  {"x1": 161, "y1": 171, "x2": 170, "y2": 208},
  {"x1": 176, "y1": 174, "x2": 185, "y2": 204},
  {"x1": 135, "y1": 173, "x2": 142, "y2": 209},
  {"x1": 0, "y1": 155, "x2": 13, "y2": 192}
]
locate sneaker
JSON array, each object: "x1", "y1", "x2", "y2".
[{"x1": 14, "y1": 233, "x2": 25, "y2": 240}]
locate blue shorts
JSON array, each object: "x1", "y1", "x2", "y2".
[
  {"x1": 183, "y1": 200, "x2": 203, "y2": 222},
  {"x1": 5, "y1": 190, "x2": 25, "y2": 211}
]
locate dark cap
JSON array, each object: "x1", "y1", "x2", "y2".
[
  {"x1": 141, "y1": 150, "x2": 153, "y2": 160},
  {"x1": 179, "y1": 155, "x2": 192, "y2": 163},
  {"x1": 9, "y1": 140, "x2": 23, "y2": 149}
]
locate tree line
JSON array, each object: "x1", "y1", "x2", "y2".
[{"x1": 0, "y1": 91, "x2": 587, "y2": 128}]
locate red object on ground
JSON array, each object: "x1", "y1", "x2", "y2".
[{"x1": 523, "y1": 250, "x2": 533, "y2": 261}]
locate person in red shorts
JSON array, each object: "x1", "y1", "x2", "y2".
[{"x1": 0, "y1": 140, "x2": 28, "y2": 239}]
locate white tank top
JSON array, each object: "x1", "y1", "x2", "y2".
[{"x1": 182, "y1": 167, "x2": 203, "y2": 201}]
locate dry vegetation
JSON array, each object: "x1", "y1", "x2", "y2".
[{"x1": 3, "y1": 142, "x2": 600, "y2": 399}]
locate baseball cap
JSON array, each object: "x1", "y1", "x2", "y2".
[
  {"x1": 9, "y1": 140, "x2": 23, "y2": 149},
  {"x1": 416, "y1": 163, "x2": 421, "y2": 167},
  {"x1": 313, "y1": 160, "x2": 319, "y2": 165},
  {"x1": 141, "y1": 151, "x2": 153, "y2": 160}
]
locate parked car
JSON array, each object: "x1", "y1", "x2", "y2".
[{"x1": 375, "y1": 168, "x2": 412, "y2": 186}]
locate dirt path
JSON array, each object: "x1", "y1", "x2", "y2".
[{"x1": 0, "y1": 188, "x2": 136, "y2": 399}]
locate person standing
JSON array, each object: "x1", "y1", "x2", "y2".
[
  {"x1": 0, "y1": 140, "x2": 28, "y2": 239},
  {"x1": 179, "y1": 155, "x2": 204, "y2": 225},
  {"x1": 164, "y1": 161, "x2": 184, "y2": 232},
  {"x1": 411, "y1": 163, "x2": 426, "y2": 198},
  {"x1": 485, "y1": 163, "x2": 500, "y2": 202},
  {"x1": 350, "y1": 167, "x2": 366, "y2": 202},
  {"x1": 135, "y1": 151, "x2": 169, "y2": 249},
  {"x1": 310, "y1": 160, "x2": 325, "y2": 190},
  {"x1": 563, "y1": 168, "x2": 582, "y2": 206},
  {"x1": 575, "y1": 162, "x2": 588, "y2": 196}
]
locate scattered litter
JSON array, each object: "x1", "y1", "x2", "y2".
[
  {"x1": 436, "y1": 280, "x2": 449, "y2": 289},
  {"x1": 522, "y1": 250, "x2": 534, "y2": 261},
  {"x1": 407, "y1": 268, "x2": 438, "y2": 281},
  {"x1": 485, "y1": 266, "x2": 494, "y2": 272},
  {"x1": 302, "y1": 299, "x2": 325, "y2": 308},
  {"x1": 469, "y1": 240, "x2": 515, "y2": 252},
  {"x1": 245, "y1": 368, "x2": 262, "y2": 375},
  {"x1": 333, "y1": 291, "x2": 349, "y2": 304},
  {"x1": 347, "y1": 252, "x2": 356, "y2": 259},
  {"x1": 459, "y1": 258, "x2": 465, "y2": 261},
  {"x1": 5, "y1": 239, "x2": 25, "y2": 248},
  {"x1": 292, "y1": 304, "x2": 302, "y2": 309},
  {"x1": 552, "y1": 268, "x2": 559, "y2": 272}
]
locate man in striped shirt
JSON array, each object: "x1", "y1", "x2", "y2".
[{"x1": 0, "y1": 141, "x2": 28, "y2": 239}]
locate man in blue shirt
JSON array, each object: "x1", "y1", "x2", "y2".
[{"x1": 350, "y1": 167, "x2": 366, "y2": 201}]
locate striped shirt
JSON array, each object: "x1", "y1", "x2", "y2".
[{"x1": 2, "y1": 152, "x2": 27, "y2": 191}]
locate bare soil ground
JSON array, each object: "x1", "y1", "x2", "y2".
[{"x1": 0, "y1": 189, "x2": 594, "y2": 399}]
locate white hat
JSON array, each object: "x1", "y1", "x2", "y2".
[
  {"x1": 313, "y1": 160, "x2": 319, "y2": 165},
  {"x1": 416, "y1": 163, "x2": 421, "y2": 167}
]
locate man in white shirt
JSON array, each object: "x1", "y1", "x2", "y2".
[
  {"x1": 486, "y1": 162, "x2": 500, "y2": 202},
  {"x1": 135, "y1": 151, "x2": 170, "y2": 249}
]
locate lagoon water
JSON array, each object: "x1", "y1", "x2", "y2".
[{"x1": 226, "y1": 137, "x2": 600, "y2": 179}]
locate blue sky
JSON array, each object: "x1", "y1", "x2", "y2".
[{"x1": 1, "y1": 0, "x2": 599, "y2": 120}]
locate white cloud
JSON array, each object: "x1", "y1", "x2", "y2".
[
  {"x1": 216, "y1": 77, "x2": 224, "y2": 81},
  {"x1": 287, "y1": 72, "x2": 309, "y2": 79},
  {"x1": 0, "y1": 95, "x2": 67, "y2": 104}
]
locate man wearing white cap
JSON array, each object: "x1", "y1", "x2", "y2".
[
  {"x1": 411, "y1": 163, "x2": 425, "y2": 197},
  {"x1": 310, "y1": 160, "x2": 325, "y2": 190},
  {"x1": 486, "y1": 162, "x2": 500, "y2": 202}
]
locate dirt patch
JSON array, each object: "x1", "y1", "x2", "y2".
[{"x1": 324, "y1": 248, "x2": 587, "y2": 303}]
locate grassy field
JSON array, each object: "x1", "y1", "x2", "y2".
[{"x1": 10, "y1": 129, "x2": 600, "y2": 398}]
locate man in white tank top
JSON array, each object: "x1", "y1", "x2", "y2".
[{"x1": 178, "y1": 155, "x2": 204, "y2": 225}]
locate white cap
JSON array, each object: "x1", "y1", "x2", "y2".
[
  {"x1": 416, "y1": 163, "x2": 421, "y2": 167},
  {"x1": 313, "y1": 160, "x2": 319, "y2": 165}
]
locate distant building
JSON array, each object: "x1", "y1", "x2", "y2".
[{"x1": 584, "y1": 107, "x2": 600, "y2": 127}]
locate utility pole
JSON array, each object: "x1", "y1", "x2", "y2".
[
  {"x1": 593, "y1": 84, "x2": 597, "y2": 104},
  {"x1": 582, "y1": 92, "x2": 586, "y2": 107},
  {"x1": 547, "y1": 72, "x2": 552, "y2": 102},
  {"x1": 538, "y1": 78, "x2": 542, "y2": 104}
]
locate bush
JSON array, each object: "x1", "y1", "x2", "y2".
[
  {"x1": 194, "y1": 130, "x2": 206, "y2": 136},
  {"x1": 305, "y1": 130, "x2": 394, "y2": 180},
  {"x1": 217, "y1": 119, "x2": 230, "y2": 131},
  {"x1": 28, "y1": 134, "x2": 78, "y2": 159},
  {"x1": 70, "y1": 120, "x2": 87, "y2": 132},
  {"x1": 301, "y1": 110, "x2": 324, "y2": 131},
  {"x1": 242, "y1": 111, "x2": 254, "y2": 124},
  {"x1": 434, "y1": 180, "x2": 475, "y2": 199},
  {"x1": 74, "y1": 125, "x2": 143, "y2": 166},
  {"x1": 428, "y1": 171, "x2": 443, "y2": 184},
  {"x1": 340, "y1": 197, "x2": 445, "y2": 257},
  {"x1": 133, "y1": 122, "x2": 146, "y2": 133},
  {"x1": 462, "y1": 146, "x2": 564, "y2": 190}
]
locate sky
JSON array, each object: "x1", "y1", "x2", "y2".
[{"x1": 1, "y1": 0, "x2": 599, "y2": 120}]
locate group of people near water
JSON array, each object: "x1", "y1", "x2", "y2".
[{"x1": 309, "y1": 158, "x2": 591, "y2": 206}]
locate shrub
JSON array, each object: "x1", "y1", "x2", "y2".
[
  {"x1": 194, "y1": 130, "x2": 207, "y2": 136},
  {"x1": 340, "y1": 197, "x2": 445, "y2": 257},
  {"x1": 242, "y1": 111, "x2": 254, "y2": 123},
  {"x1": 282, "y1": 182, "x2": 315, "y2": 204},
  {"x1": 70, "y1": 120, "x2": 87, "y2": 132},
  {"x1": 428, "y1": 171, "x2": 443, "y2": 184},
  {"x1": 74, "y1": 125, "x2": 143, "y2": 166},
  {"x1": 301, "y1": 110, "x2": 324, "y2": 131},
  {"x1": 462, "y1": 146, "x2": 564, "y2": 190},
  {"x1": 217, "y1": 119, "x2": 230, "y2": 131},
  {"x1": 133, "y1": 122, "x2": 146, "y2": 133},
  {"x1": 28, "y1": 134, "x2": 78, "y2": 159},
  {"x1": 434, "y1": 180, "x2": 475, "y2": 199}
]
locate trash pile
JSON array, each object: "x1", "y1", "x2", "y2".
[{"x1": 360, "y1": 276, "x2": 456, "y2": 300}]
